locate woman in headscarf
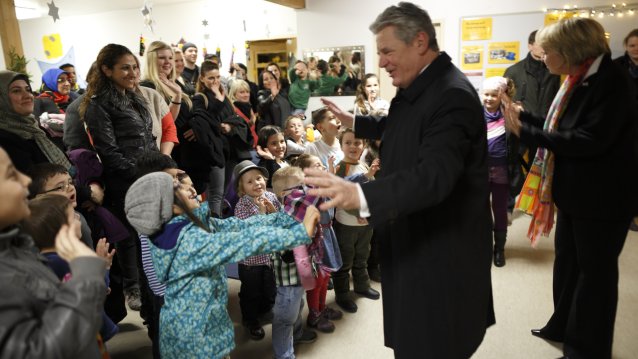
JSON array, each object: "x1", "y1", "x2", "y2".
[
  {"x1": 34, "y1": 68, "x2": 73, "y2": 150},
  {"x1": 37, "y1": 68, "x2": 72, "y2": 113},
  {"x1": 0, "y1": 70, "x2": 71, "y2": 173}
]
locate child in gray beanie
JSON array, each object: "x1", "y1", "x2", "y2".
[{"x1": 124, "y1": 171, "x2": 319, "y2": 359}]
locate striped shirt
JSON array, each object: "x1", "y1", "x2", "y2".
[{"x1": 140, "y1": 234, "x2": 166, "y2": 296}]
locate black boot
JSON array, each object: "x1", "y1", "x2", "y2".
[{"x1": 493, "y1": 231, "x2": 507, "y2": 267}]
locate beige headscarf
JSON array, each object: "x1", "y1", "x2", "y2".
[{"x1": 0, "y1": 70, "x2": 71, "y2": 168}]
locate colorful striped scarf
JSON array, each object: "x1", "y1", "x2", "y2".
[{"x1": 516, "y1": 58, "x2": 595, "y2": 246}]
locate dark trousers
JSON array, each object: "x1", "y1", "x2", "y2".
[
  {"x1": 544, "y1": 210, "x2": 629, "y2": 359},
  {"x1": 150, "y1": 294, "x2": 164, "y2": 359},
  {"x1": 238, "y1": 264, "x2": 276, "y2": 326},
  {"x1": 333, "y1": 222, "x2": 373, "y2": 296},
  {"x1": 104, "y1": 181, "x2": 140, "y2": 292},
  {"x1": 367, "y1": 230, "x2": 381, "y2": 272},
  {"x1": 489, "y1": 182, "x2": 509, "y2": 232}
]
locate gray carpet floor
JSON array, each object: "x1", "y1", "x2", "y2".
[{"x1": 108, "y1": 213, "x2": 638, "y2": 358}]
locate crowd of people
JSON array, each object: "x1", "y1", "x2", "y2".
[{"x1": 0, "y1": 2, "x2": 637, "y2": 359}]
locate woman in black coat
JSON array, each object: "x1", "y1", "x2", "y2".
[
  {"x1": 79, "y1": 44, "x2": 158, "y2": 311},
  {"x1": 613, "y1": 28, "x2": 638, "y2": 94},
  {"x1": 256, "y1": 69, "x2": 291, "y2": 131},
  {"x1": 193, "y1": 61, "x2": 253, "y2": 216},
  {"x1": 504, "y1": 18, "x2": 638, "y2": 359}
]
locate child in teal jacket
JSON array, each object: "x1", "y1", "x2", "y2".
[{"x1": 125, "y1": 172, "x2": 318, "y2": 359}]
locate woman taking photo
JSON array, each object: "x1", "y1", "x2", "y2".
[{"x1": 503, "y1": 18, "x2": 638, "y2": 359}]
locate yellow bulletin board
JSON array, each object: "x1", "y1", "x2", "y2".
[
  {"x1": 461, "y1": 18, "x2": 493, "y2": 41},
  {"x1": 459, "y1": 12, "x2": 545, "y2": 92},
  {"x1": 459, "y1": 12, "x2": 635, "y2": 92}
]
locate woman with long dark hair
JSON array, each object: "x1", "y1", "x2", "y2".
[
  {"x1": 194, "y1": 61, "x2": 253, "y2": 216},
  {"x1": 79, "y1": 43, "x2": 158, "y2": 313},
  {"x1": 257, "y1": 69, "x2": 291, "y2": 131}
]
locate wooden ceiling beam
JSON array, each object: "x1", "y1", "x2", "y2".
[{"x1": 265, "y1": 0, "x2": 305, "y2": 10}]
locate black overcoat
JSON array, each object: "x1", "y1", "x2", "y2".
[{"x1": 356, "y1": 53, "x2": 495, "y2": 358}]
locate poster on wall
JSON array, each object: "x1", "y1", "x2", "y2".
[
  {"x1": 544, "y1": 11, "x2": 578, "y2": 26},
  {"x1": 463, "y1": 71, "x2": 484, "y2": 92},
  {"x1": 461, "y1": 45, "x2": 483, "y2": 70},
  {"x1": 461, "y1": 18, "x2": 493, "y2": 41},
  {"x1": 485, "y1": 68, "x2": 507, "y2": 78},
  {"x1": 42, "y1": 34, "x2": 63, "y2": 59},
  {"x1": 487, "y1": 42, "x2": 519, "y2": 64}
]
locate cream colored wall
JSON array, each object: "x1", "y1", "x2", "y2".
[
  {"x1": 17, "y1": 0, "x2": 297, "y2": 88},
  {"x1": 296, "y1": 0, "x2": 636, "y2": 100}
]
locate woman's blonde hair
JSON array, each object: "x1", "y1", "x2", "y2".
[
  {"x1": 537, "y1": 17, "x2": 610, "y2": 68},
  {"x1": 143, "y1": 41, "x2": 191, "y2": 108},
  {"x1": 228, "y1": 79, "x2": 250, "y2": 103}
]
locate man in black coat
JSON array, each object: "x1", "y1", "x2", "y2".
[{"x1": 305, "y1": 3, "x2": 494, "y2": 358}]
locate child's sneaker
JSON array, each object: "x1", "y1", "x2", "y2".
[
  {"x1": 124, "y1": 287, "x2": 142, "y2": 311},
  {"x1": 243, "y1": 320, "x2": 265, "y2": 340},
  {"x1": 293, "y1": 328, "x2": 317, "y2": 344}
]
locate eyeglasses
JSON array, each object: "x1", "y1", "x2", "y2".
[
  {"x1": 57, "y1": 78, "x2": 70, "y2": 83},
  {"x1": 41, "y1": 179, "x2": 75, "y2": 194}
]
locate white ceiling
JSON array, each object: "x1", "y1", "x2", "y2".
[{"x1": 14, "y1": 0, "x2": 198, "y2": 20}]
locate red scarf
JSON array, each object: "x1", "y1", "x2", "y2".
[{"x1": 234, "y1": 107, "x2": 258, "y2": 148}]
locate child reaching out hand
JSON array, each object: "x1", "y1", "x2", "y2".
[{"x1": 124, "y1": 172, "x2": 318, "y2": 359}]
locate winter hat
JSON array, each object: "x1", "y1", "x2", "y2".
[
  {"x1": 41, "y1": 68, "x2": 67, "y2": 92},
  {"x1": 482, "y1": 76, "x2": 508, "y2": 92},
  {"x1": 181, "y1": 42, "x2": 197, "y2": 53},
  {"x1": 125, "y1": 172, "x2": 175, "y2": 235}
]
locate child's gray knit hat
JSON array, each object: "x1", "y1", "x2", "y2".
[{"x1": 125, "y1": 172, "x2": 175, "y2": 235}]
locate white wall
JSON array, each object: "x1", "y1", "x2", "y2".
[
  {"x1": 18, "y1": 0, "x2": 297, "y2": 88},
  {"x1": 14, "y1": 0, "x2": 637, "y2": 89},
  {"x1": 297, "y1": 0, "x2": 637, "y2": 79}
]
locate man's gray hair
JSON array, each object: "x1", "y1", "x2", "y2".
[{"x1": 369, "y1": 2, "x2": 439, "y2": 52}]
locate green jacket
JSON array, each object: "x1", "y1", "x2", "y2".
[
  {"x1": 288, "y1": 68, "x2": 319, "y2": 110},
  {"x1": 316, "y1": 71, "x2": 348, "y2": 96}
]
